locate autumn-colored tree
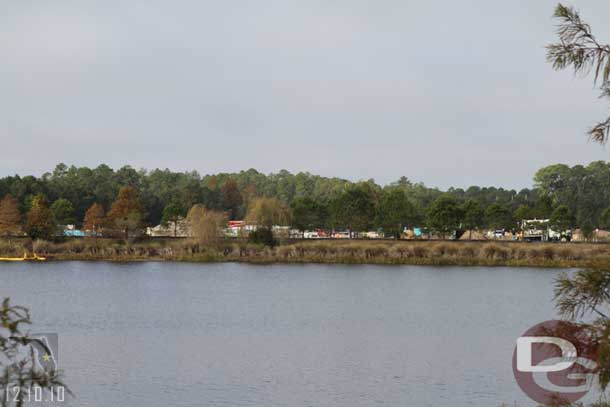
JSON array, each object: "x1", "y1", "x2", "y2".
[
  {"x1": 107, "y1": 186, "x2": 143, "y2": 239},
  {"x1": 83, "y1": 203, "x2": 106, "y2": 236},
  {"x1": 186, "y1": 204, "x2": 227, "y2": 248},
  {"x1": 205, "y1": 175, "x2": 218, "y2": 190},
  {"x1": 0, "y1": 194, "x2": 22, "y2": 237},
  {"x1": 26, "y1": 194, "x2": 56, "y2": 240},
  {"x1": 245, "y1": 197, "x2": 291, "y2": 229},
  {"x1": 241, "y1": 184, "x2": 258, "y2": 212}
]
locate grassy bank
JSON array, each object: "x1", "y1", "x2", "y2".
[{"x1": 1, "y1": 238, "x2": 609, "y2": 267}]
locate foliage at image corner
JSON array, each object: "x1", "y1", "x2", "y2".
[
  {"x1": 0, "y1": 298, "x2": 71, "y2": 407},
  {"x1": 554, "y1": 260, "x2": 610, "y2": 399},
  {"x1": 547, "y1": 3, "x2": 610, "y2": 144}
]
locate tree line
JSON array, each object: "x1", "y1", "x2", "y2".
[{"x1": 1, "y1": 161, "x2": 610, "y2": 239}]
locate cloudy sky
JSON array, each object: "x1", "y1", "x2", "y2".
[{"x1": 1, "y1": 0, "x2": 609, "y2": 189}]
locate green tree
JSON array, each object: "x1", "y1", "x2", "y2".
[
  {"x1": 426, "y1": 195, "x2": 463, "y2": 237},
  {"x1": 485, "y1": 203, "x2": 512, "y2": 230},
  {"x1": 547, "y1": 3, "x2": 610, "y2": 143},
  {"x1": 161, "y1": 201, "x2": 186, "y2": 237},
  {"x1": 532, "y1": 194, "x2": 554, "y2": 219},
  {"x1": 550, "y1": 204, "x2": 573, "y2": 231},
  {"x1": 461, "y1": 200, "x2": 483, "y2": 239},
  {"x1": 50, "y1": 198, "x2": 75, "y2": 226},
  {"x1": 513, "y1": 205, "x2": 533, "y2": 224},
  {"x1": 582, "y1": 220, "x2": 595, "y2": 241},
  {"x1": 25, "y1": 195, "x2": 55, "y2": 240},
  {"x1": 376, "y1": 188, "x2": 416, "y2": 238},
  {"x1": 600, "y1": 206, "x2": 610, "y2": 229},
  {"x1": 329, "y1": 184, "x2": 376, "y2": 236},
  {"x1": 0, "y1": 195, "x2": 21, "y2": 237},
  {"x1": 9, "y1": 161, "x2": 610, "y2": 237},
  {"x1": 290, "y1": 197, "x2": 326, "y2": 232}
]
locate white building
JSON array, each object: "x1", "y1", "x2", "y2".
[{"x1": 146, "y1": 218, "x2": 190, "y2": 237}]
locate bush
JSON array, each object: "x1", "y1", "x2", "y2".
[
  {"x1": 460, "y1": 246, "x2": 476, "y2": 258},
  {"x1": 412, "y1": 245, "x2": 428, "y2": 258},
  {"x1": 482, "y1": 244, "x2": 499, "y2": 259},
  {"x1": 248, "y1": 228, "x2": 277, "y2": 247},
  {"x1": 432, "y1": 243, "x2": 448, "y2": 257},
  {"x1": 542, "y1": 246, "x2": 556, "y2": 260}
]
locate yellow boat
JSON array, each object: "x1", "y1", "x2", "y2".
[{"x1": 0, "y1": 252, "x2": 47, "y2": 262}]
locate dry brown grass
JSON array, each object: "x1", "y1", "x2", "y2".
[{"x1": 1, "y1": 238, "x2": 609, "y2": 267}]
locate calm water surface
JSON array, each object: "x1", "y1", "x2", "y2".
[{"x1": 0, "y1": 262, "x2": 574, "y2": 406}]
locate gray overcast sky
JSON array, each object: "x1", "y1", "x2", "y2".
[{"x1": 1, "y1": 0, "x2": 609, "y2": 190}]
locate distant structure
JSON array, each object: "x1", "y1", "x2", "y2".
[
  {"x1": 517, "y1": 219, "x2": 571, "y2": 242},
  {"x1": 63, "y1": 225, "x2": 85, "y2": 237},
  {"x1": 518, "y1": 219, "x2": 549, "y2": 241},
  {"x1": 146, "y1": 218, "x2": 189, "y2": 237}
]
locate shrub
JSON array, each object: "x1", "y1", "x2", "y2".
[
  {"x1": 494, "y1": 247, "x2": 508, "y2": 260},
  {"x1": 388, "y1": 245, "x2": 409, "y2": 259},
  {"x1": 277, "y1": 245, "x2": 295, "y2": 259},
  {"x1": 557, "y1": 247, "x2": 574, "y2": 260},
  {"x1": 515, "y1": 247, "x2": 528, "y2": 260},
  {"x1": 482, "y1": 244, "x2": 499, "y2": 259},
  {"x1": 542, "y1": 246, "x2": 556, "y2": 261},
  {"x1": 248, "y1": 228, "x2": 277, "y2": 247},
  {"x1": 446, "y1": 245, "x2": 459, "y2": 257},
  {"x1": 364, "y1": 245, "x2": 387, "y2": 258},
  {"x1": 412, "y1": 245, "x2": 428, "y2": 258},
  {"x1": 432, "y1": 243, "x2": 448, "y2": 257},
  {"x1": 527, "y1": 248, "x2": 541, "y2": 260},
  {"x1": 460, "y1": 246, "x2": 476, "y2": 258}
]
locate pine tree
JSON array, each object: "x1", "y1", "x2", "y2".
[
  {"x1": 0, "y1": 194, "x2": 22, "y2": 237},
  {"x1": 547, "y1": 3, "x2": 610, "y2": 143},
  {"x1": 50, "y1": 198, "x2": 75, "y2": 226}
]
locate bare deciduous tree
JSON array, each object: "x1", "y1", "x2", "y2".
[{"x1": 186, "y1": 204, "x2": 227, "y2": 248}]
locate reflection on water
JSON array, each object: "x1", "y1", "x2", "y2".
[{"x1": 0, "y1": 262, "x2": 568, "y2": 406}]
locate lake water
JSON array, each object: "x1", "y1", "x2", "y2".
[{"x1": 0, "y1": 262, "x2": 578, "y2": 406}]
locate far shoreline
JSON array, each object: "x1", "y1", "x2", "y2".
[{"x1": 1, "y1": 238, "x2": 607, "y2": 269}]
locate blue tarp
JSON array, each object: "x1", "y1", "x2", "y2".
[{"x1": 63, "y1": 229, "x2": 85, "y2": 237}]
